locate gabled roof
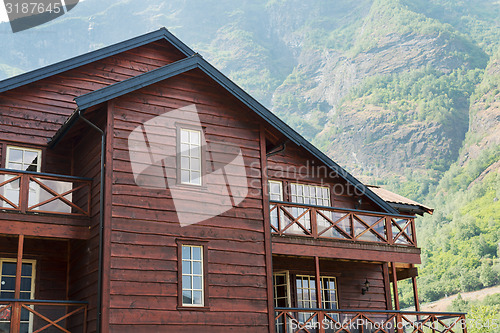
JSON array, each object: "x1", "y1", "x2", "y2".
[
  {"x1": 0, "y1": 27, "x2": 194, "y2": 93},
  {"x1": 49, "y1": 49, "x2": 399, "y2": 214},
  {"x1": 368, "y1": 185, "x2": 433, "y2": 215}
]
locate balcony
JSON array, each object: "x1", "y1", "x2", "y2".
[
  {"x1": 270, "y1": 201, "x2": 416, "y2": 247},
  {"x1": 0, "y1": 299, "x2": 88, "y2": 333},
  {"x1": 275, "y1": 308, "x2": 467, "y2": 333},
  {"x1": 0, "y1": 169, "x2": 91, "y2": 216},
  {"x1": 0, "y1": 169, "x2": 92, "y2": 239}
]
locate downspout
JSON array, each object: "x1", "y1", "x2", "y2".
[{"x1": 77, "y1": 108, "x2": 105, "y2": 333}]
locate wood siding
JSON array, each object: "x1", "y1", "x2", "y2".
[
  {"x1": 0, "y1": 40, "x2": 185, "y2": 146},
  {"x1": 108, "y1": 69, "x2": 269, "y2": 332}
]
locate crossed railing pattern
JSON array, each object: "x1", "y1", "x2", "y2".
[
  {"x1": 0, "y1": 169, "x2": 91, "y2": 216},
  {"x1": 275, "y1": 308, "x2": 467, "y2": 333},
  {"x1": 0, "y1": 299, "x2": 87, "y2": 333},
  {"x1": 270, "y1": 201, "x2": 416, "y2": 246}
]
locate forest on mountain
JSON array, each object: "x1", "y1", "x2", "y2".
[{"x1": 1, "y1": 0, "x2": 499, "y2": 323}]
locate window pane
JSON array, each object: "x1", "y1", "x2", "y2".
[
  {"x1": 191, "y1": 158, "x2": 200, "y2": 171},
  {"x1": 192, "y1": 247, "x2": 201, "y2": 261},
  {"x1": 24, "y1": 151, "x2": 38, "y2": 165},
  {"x1": 9, "y1": 149, "x2": 23, "y2": 163},
  {"x1": 20, "y1": 278, "x2": 31, "y2": 292},
  {"x1": 191, "y1": 171, "x2": 201, "y2": 184},
  {"x1": 181, "y1": 170, "x2": 190, "y2": 183},
  {"x1": 193, "y1": 276, "x2": 202, "y2": 290},
  {"x1": 193, "y1": 291, "x2": 203, "y2": 305},
  {"x1": 192, "y1": 261, "x2": 202, "y2": 275},
  {"x1": 182, "y1": 276, "x2": 191, "y2": 290},
  {"x1": 180, "y1": 130, "x2": 189, "y2": 143},
  {"x1": 182, "y1": 261, "x2": 191, "y2": 274},
  {"x1": 190, "y1": 131, "x2": 200, "y2": 145},
  {"x1": 2, "y1": 262, "x2": 16, "y2": 275},
  {"x1": 180, "y1": 143, "x2": 190, "y2": 154},
  {"x1": 21, "y1": 263, "x2": 32, "y2": 276},
  {"x1": 182, "y1": 290, "x2": 192, "y2": 305},
  {"x1": 20, "y1": 292, "x2": 30, "y2": 299},
  {"x1": 1, "y1": 276, "x2": 15, "y2": 290},
  {"x1": 182, "y1": 246, "x2": 191, "y2": 260},
  {"x1": 181, "y1": 157, "x2": 190, "y2": 169},
  {"x1": 0, "y1": 291, "x2": 14, "y2": 299}
]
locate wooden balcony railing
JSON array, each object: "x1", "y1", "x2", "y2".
[
  {"x1": 0, "y1": 299, "x2": 88, "y2": 333},
  {"x1": 270, "y1": 201, "x2": 416, "y2": 246},
  {"x1": 0, "y1": 169, "x2": 92, "y2": 217},
  {"x1": 275, "y1": 308, "x2": 467, "y2": 333}
]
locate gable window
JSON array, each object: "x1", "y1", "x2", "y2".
[
  {"x1": 6, "y1": 146, "x2": 41, "y2": 172},
  {"x1": 290, "y1": 183, "x2": 330, "y2": 206},
  {"x1": 0, "y1": 259, "x2": 36, "y2": 333},
  {"x1": 179, "y1": 128, "x2": 202, "y2": 186},
  {"x1": 181, "y1": 245, "x2": 204, "y2": 307}
]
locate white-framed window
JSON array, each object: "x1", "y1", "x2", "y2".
[
  {"x1": 2, "y1": 147, "x2": 42, "y2": 209},
  {"x1": 5, "y1": 146, "x2": 41, "y2": 172},
  {"x1": 181, "y1": 245, "x2": 204, "y2": 306},
  {"x1": 268, "y1": 180, "x2": 283, "y2": 230},
  {"x1": 273, "y1": 272, "x2": 290, "y2": 307},
  {"x1": 268, "y1": 180, "x2": 283, "y2": 201},
  {"x1": 0, "y1": 258, "x2": 36, "y2": 333},
  {"x1": 290, "y1": 183, "x2": 330, "y2": 206},
  {"x1": 179, "y1": 128, "x2": 202, "y2": 186}
]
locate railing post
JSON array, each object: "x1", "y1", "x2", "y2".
[
  {"x1": 19, "y1": 174, "x2": 29, "y2": 213},
  {"x1": 386, "y1": 217, "x2": 393, "y2": 245},
  {"x1": 461, "y1": 314, "x2": 467, "y2": 333},
  {"x1": 410, "y1": 217, "x2": 417, "y2": 246},
  {"x1": 311, "y1": 208, "x2": 318, "y2": 238}
]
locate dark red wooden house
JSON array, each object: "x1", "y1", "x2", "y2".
[{"x1": 0, "y1": 28, "x2": 467, "y2": 333}]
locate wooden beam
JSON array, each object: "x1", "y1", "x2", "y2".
[
  {"x1": 382, "y1": 262, "x2": 393, "y2": 310},
  {"x1": 260, "y1": 124, "x2": 275, "y2": 333},
  {"x1": 411, "y1": 265, "x2": 421, "y2": 312},
  {"x1": 272, "y1": 238, "x2": 421, "y2": 264},
  {"x1": 315, "y1": 256, "x2": 324, "y2": 333},
  {"x1": 14, "y1": 235, "x2": 24, "y2": 299},
  {"x1": 396, "y1": 267, "x2": 418, "y2": 281},
  {"x1": 0, "y1": 220, "x2": 90, "y2": 240},
  {"x1": 391, "y1": 262, "x2": 400, "y2": 311}
]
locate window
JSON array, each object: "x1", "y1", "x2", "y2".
[
  {"x1": 6, "y1": 146, "x2": 41, "y2": 172},
  {"x1": 181, "y1": 245, "x2": 204, "y2": 307},
  {"x1": 268, "y1": 180, "x2": 283, "y2": 201},
  {"x1": 268, "y1": 180, "x2": 283, "y2": 230},
  {"x1": 3, "y1": 147, "x2": 42, "y2": 209},
  {"x1": 0, "y1": 259, "x2": 36, "y2": 333},
  {"x1": 273, "y1": 272, "x2": 290, "y2": 307},
  {"x1": 290, "y1": 183, "x2": 330, "y2": 206},
  {"x1": 321, "y1": 277, "x2": 339, "y2": 310},
  {"x1": 179, "y1": 128, "x2": 202, "y2": 186}
]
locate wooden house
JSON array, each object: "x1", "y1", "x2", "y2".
[{"x1": 0, "y1": 28, "x2": 466, "y2": 333}]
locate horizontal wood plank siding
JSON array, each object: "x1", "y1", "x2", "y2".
[
  {"x1": 109, "y1": 69, "x2": 269, "y2": 331},
  {"x1": 0, "y1": 40, "x2": 185, "y2": 145}
]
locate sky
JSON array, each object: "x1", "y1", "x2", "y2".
[{"x1": 0, "y1": 0, "x2": 86, "y2": 23}]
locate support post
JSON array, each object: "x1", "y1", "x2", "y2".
[
  {"x1": 315, "y1": 256, "x2": 324, "y2": 333},
  {"x1": 411, "y1": 265, "x2": 420, "y2": 312},
  {"x1": 391, "y1": 262, "x2": 402, "y2": 333},
  {"x1": 11, "y1": 235, "x2": 24, "y2": 333}
]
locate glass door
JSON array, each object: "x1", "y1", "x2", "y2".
[{"x1": 0, "y1": 259, "x2": 36, "y2": 333}]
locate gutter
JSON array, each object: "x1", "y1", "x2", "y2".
[{"x1": 49, "y1": 108, "x2": 105, "y2": 333}]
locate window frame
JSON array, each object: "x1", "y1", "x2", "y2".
[
  {"x1": 176, "y1": 126, "x2": 204, "y2": 187},
  {"x1": 5, "y1": 145, "x2": 42, "y2": 172},
  {"x1": 176, "y1": 239, "x2": 209, "y2": 310},
  {"x1": 0, "y1": 258, "x2": 37, "y2": 333},
  {"x1": 268, "y1": 180, "x2": 284, "y2": 201}
]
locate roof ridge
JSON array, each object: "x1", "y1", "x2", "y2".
[{"x1": 0, "y1": 27, "x2": 195, "y2": 93}]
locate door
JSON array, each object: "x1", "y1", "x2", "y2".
[{"x1": 0, "y1": 259, "x2": 36, "y2": 333}]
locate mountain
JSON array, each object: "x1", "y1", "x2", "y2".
[{"x1": 0, "y1": 0, "x2": 499, "y2": 310}]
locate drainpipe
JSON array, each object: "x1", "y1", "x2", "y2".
[{"x1": 77, "y1": 108, "x2": 105, "y2": 333}]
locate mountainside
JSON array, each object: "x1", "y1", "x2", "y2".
[{"x1": 0, "y1": 0, "x2": 499, "y2": 312}]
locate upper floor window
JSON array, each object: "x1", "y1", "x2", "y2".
[
  {"x1": 179, "y1": 128, "x2": 202, "y2": 186},
  {"x1": 290, "y1": 183, "x2": 330, "y2": 206},
  {"x1": 6, "y1": 146, "x2": 41, "y2": 172},
  {"x1": 268, "y1": 180, "x2": 283, "y2": 201},
  {"x1": 181, "y1": 244, "x2": 204, "y2": 307}
]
